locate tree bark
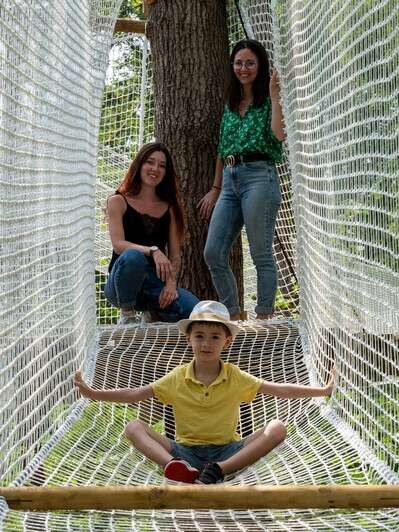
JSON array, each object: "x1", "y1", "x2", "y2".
[{"x1": 146, "y1": 0, "x2": 244, "y2": 306}]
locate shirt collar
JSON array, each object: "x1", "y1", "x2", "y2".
[{"x1": 185, "y1": 359, "x2": 228, "y2": 386}]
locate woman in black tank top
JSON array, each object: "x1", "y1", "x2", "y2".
[{"x1": 104, "y1": 142, "x2": 199, "y2": 324}]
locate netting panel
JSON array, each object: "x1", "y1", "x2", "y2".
[
  {"x1": 0, "y1": 0, "x2": 122, "y2": 484},
  {"x1": 1, "y1": 0, "x2": 399, "y2": 530},
  {"x1": 270, "y1": 0, "x2": 398, "y2": 478},
  {"x1": 2, "y1": 324, "x2": 399, "y2": 530}
]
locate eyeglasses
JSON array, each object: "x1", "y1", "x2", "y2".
[{"x1": 232, "y1": 60, "x2": 258, "y2": 70}]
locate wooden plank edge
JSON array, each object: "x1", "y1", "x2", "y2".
[
  {"x1": 1, "y1": 485, "x2": 399, "y2": 511},
  {"x1": 114, "y1": 18, "x2": 146, "y2": 34}
]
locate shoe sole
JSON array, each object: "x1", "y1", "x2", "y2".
[{"x1": 164, "y1": 462, "x2": 199, "y2": 483}]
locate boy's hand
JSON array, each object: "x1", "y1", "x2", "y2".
[
  {"x1": 74, "y1": 370, "x2": 96, "y2": 400},
  {"x1": 324, "y1": 366, "x2": 337, "y2": 396}
]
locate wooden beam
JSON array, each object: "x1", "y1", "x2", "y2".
[
  {"x1": 1, "y1": 485, "x2": 399, "y2": 511},
  {"x1": 114, "y1": 18, "x2": 146, "y2": 34}
]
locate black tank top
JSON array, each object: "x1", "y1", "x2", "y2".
[{"x1": 108, "y1": 192, "x2": 170, "y2": 272}]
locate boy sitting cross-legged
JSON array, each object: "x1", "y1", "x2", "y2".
[{"x1": 74, "y1": 300, "x2": 334, "y2": 484}]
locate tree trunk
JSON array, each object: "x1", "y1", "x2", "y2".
[{"x1": 146, "y1": 0, "x2": 244, "y2": 307}]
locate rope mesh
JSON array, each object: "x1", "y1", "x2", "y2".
[
  {"x1": 0, "y1": 0, "x2": 122, "y2": 487},
  {"x1": 1, "y1": 0, "x2": 398, "y2": 530},
  {"x1": 269, "y1": 0, "x2": 399, "y2": 481}
]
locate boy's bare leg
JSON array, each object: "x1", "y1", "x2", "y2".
[
  {"x1": 124, "y1": 419, "x2": 173, "y2": 467},
  {"x1": 217, "y1": 420, "x2": 286, "y2": 475}
]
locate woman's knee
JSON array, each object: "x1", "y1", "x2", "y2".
[
  {"x1": 204, "y1": 239, "x2": 226, "y2": 269},
  {"x1": 119, "y1": 249, "x2": 147, "y2": 271},
  {"x1": 264, "y1": 420, "x2": 287, "y2": 444},
  {"x1": 124, "y1": 419, "x2": 146, "y2": 442},
  {"x1": 177, "y1": 289, "x2": 199, "y2": 318},
  {"x1": 248, "y1": 239, "x2": 274, "y2": 266}
]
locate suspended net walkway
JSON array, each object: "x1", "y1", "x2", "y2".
[{"x1": 1, "y1": 0, "x2": 398, "y2": 530}]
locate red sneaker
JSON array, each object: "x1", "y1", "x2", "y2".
[{"x1": 164, "y1": 459, "x2": 199, "y2": 483}]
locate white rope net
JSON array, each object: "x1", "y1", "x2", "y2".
[
  {"x1": 1, "y1": 0, "x2": 398, "y2": 530},
  {"x1": 0, "y1": 0, "x2": 121, "y2": 487}
]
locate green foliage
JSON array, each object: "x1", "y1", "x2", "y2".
[
  {"x1": 99, "y1": 74, "x2": 142, "y2": 154},
  {"x1": 271, "y1": 0, "x2": 286, "y2": 19},
  {"x1": 96, "y1": 271, "x2": 119, "y2": 324},
  {"x1": 42, "y1": 402, "x2": 137, "y2": 484},
  {"x1": 97, "y1": 153, "x2": 124, "y2": 187},
  {"x1": 334, "y1": 385, "x2": 399, "y2": 474},
  {"x1": 118, "y1": 0, "x2": 144, "y2": 20},
  {"x1": 98, "y1": 28, "x2": 154, "y2": 175},
  {"x1": 275, "y1": 285, "x2": 299, "y2": 312},
  {"x1": 327, "y1": 1, "x2": 399, "y2": 271}
]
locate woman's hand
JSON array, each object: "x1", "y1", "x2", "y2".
[
  {"x1": 197, "y1": 188, "x2": 220, "y2": 220},
  {"x1": 159, "y1": 282, "x2": 178, "y2": 309},
  {"x1": 269, "y1": 70, "x2": 281, "y2": 103},
  {"x1": 152, "y1": 249, "x2": 173, "y2": 282},
  {"x1": 74, "y1": 371, "x2": 96, "y2": 400}
]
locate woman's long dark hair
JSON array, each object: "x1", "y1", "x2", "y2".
[
  {"x1": 116, "y1": 142, "x2": 184, "y2": 238},
  {"x1": 227, "y1": 39, "x2": 271, "y2": 112}
]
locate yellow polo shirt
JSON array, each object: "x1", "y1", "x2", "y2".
[{"x1": 151, "y1": 360, "x2": 263, "y2": 446}]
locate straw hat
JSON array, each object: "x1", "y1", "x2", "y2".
[{"x1": 176, "y1": 300, "x2": 241, "y2": 338}]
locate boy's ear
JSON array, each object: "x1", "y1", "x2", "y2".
[
  {"x1": 186, "y1": 334, "x2": 192, "y2": 345},
  {"x1": 224, "y1": 335, "x2": 233, "y2": 348}
]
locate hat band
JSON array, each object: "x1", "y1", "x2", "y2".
[{"x1": 189, "y1": 311, "x2": 231, "y2": 325}]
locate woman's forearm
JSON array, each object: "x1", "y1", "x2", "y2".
[
  {"x1": 171, "y1": 256, "x2": 181, "y2": 277},
  {"x1": 213, "y1": 156, "x2": 223, "y2": 188},
  {"x1": 165, "y1": 255, "x2": 180, "y2": 285},
  {"x1": 113, "y1": 240, "x2": 151, "y2": 256},
  {"x1": 271, "y1": 100, "x2": 285, "y2": 141}
]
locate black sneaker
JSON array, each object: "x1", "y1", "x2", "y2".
[{"x1": 196, "y1": 462, "x2": 224, "y2": 484}]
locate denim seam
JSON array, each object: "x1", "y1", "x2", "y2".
[
  {"x1": 256, "y1": 205, "x2": 272, "y2": 314},
  {"x1": 254, "y1": 179, "x2": 278, "y2": 315},
  {"x1": 205, "y1": 169, "x2": 243, "y2": 313}
]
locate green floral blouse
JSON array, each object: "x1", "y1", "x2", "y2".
[{"x1": 217, "y1": 98, "x2": 283, "y2": 164}]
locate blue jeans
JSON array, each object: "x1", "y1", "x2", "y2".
[
  {"x1": 204, "y1": 161, "x2": 281, "y2": 315},
  {"x1": 170, "y1": 441, "x2": 244, "y2": 472},
  {"x1": 104, "y1": 249, "x2": 199, "y2": 322}
]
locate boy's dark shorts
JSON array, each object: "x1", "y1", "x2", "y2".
[{"x1": 170, "y1": 440, "x2": 244, "y2": 471}]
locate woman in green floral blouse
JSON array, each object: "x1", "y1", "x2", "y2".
[{"x1": 199, "y1": 39, "x2": 285, "y2": 320}]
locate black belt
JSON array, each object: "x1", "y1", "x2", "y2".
[{"x1": 223, "y1": 153, "x2": 271, "y2": 167}]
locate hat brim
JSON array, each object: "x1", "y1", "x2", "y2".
[{"x1": 176, "y1": 316, "x2": 241, "y2": 338}]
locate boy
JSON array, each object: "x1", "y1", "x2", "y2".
[{"x1": 74, "y1": 300, "x2": 334, "y2": 484}]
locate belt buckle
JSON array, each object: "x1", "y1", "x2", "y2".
[{"x1": 225, "y1": 155, "x2": 235, "y2": 167}]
